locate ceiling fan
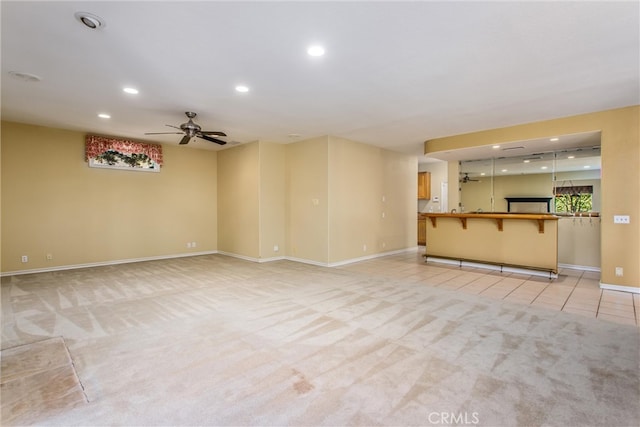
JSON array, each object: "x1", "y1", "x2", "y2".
[
  {"x1": 145, "y1": 112, "x2": 227, "y2": 145},
  {"x1": 460, "y1": 173, "x2": 480, "y2": 183}
]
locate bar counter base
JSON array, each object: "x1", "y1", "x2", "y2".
[{"x1": 425, "y1": 255, "x2": 558, "y2": 279}]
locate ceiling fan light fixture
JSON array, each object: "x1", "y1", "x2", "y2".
[{"x1": 74, "y1": 12, "x2": 105, "y2": 29}]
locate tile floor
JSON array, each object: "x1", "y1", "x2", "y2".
[{"x1": 339, "y1": 251, "x2": 639, "y2": 327}]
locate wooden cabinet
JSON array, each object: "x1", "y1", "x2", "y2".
[
  {"x1": 418, "y1": 172, "x2": 431, "y2": 199},
  {"x1": 417, "y1": 217, "x2": 426, "y2": 245}
]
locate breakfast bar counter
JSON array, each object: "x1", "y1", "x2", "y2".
[{"x1": 419, "y1": 212, "x2": 560, "y2": 274}]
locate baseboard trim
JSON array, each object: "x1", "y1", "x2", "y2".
[
  {"x1": 328, "y1": 248, "x2": 417, "y2": 267},
  {"x1": 599, "y1": 282, "x2": 640, "y2": 294},
  {"x1": 216, "y1": 251, "x2": 260, "y2": 263},
  {"x1": 0, "y1": 251, "x2": 218, "y2": 277},
  {"x1": 215, "y1": 252, "x2": 289, "y2": 264},
  {"x1": 283, "y1": 256, "x2": 329, "y2": 267},
  {"x1": 1, "y1": 246, "x2": 420, "y2": 276},
  {"x1": 559, "y1": 263, "x2": 601, "y2": 272}
]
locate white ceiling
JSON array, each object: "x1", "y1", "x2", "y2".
[{"x1": 2, "y1": 1, "x2": 638, "y2": 162}]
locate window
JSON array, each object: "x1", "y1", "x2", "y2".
[{"x1": 554, "y1": 185, "x2": 593, "y2": 213}]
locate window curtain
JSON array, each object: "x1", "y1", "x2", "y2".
[
  {"x1": 554, "y1": 185, "x2": 593, "y2": 195},
  {"x1": 85, "y1": 135, "x2": 163, "y2": 166}
]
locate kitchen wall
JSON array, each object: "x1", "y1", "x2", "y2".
[
  {"x1": 418, "y1": 160, "x2": 448, "y2": 213},
  {"x1": 424, "y1": 106, "x2": 639, "y2": 291},
  {"x1": 558, "y1": 216, "x2": 600, "y2": 269},
  {"x1": 1, "y1": 121, "x2": 218, "y2": 273}
]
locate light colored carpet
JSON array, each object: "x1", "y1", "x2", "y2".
[
  {"x1": 1, "y1": 253, "x2": 638, "y2": 426},
  {"x1": 1, "y1": 337, "x2": 88, "y2": 425}
]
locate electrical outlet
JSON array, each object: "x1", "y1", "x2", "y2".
[
  {"x1": 21, "y1": 255, "x2": 28, "y2": 263},
  {"x1": 615, "y1": 267, "x2": 623, "y2": 277},
  {"x1": 273, "y1": 245, "x2": 279, "y2": 252},
  {"x1": 46, "y1": 254, "x2": 53, "y2": 260},
  {"x1": 186, "y1": 242, "x2": 192, "y2": 248},
  {"x1": 191, "y1": 241, "x2": 196, "y2": 248},
  {"x1": 614, "y1": 215, "x2": 630, "y2": 224}
]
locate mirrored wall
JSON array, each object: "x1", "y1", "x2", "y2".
[{"x1": 459, "y1": 146, "x2": 601, "y2": 213}]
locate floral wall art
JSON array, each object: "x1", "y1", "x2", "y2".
[{"x1": 85, "y1": 135, "x2": 163, "y2": 172}]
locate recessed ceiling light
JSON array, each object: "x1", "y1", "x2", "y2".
[
  {"x1": 523, "y1": 160, "x2": 530, "y2": 163},
  {"x1": 480, "y1": 173, "x2": 486, "y2": 176},
  {"x1": 584, "y1": 165, "x2": 591, "y2": 169},
  {"x1": 235, "y1": 85, "x2": 249, "y2": 93},
  {"x1": 568, "y1": 155, "x2": 575, "y2": 159},
  {"x1": 541, "y1": 166, "x2": 548, "y2": 170},
  {"x1": 307, "y1": 45, "x2": 325, "y2": 57},
  {"x1": 98, "y1": 113, "x2": 111, "y2": 119},
  {"x1": 550, "y1": 137, "x2": 559, "y2": 142},
  {"x1": 123, "y1": 87, "x2": 139, "y2": 94},
  {"x1": 8, "y1": 71, "x2": 42, "y2": 82},
  {"x1": 492, "y1": 145, "x2": 500, "y2": 149},
  {"x1": 501, "y1": 169, "x2": 508, "y2": 172},
  {"x1": 74, "y1": 12, "x2": 105, "y2": 29}
]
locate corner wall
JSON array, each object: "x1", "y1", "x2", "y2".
[
  {"x1": 328, "y1": 136, "x2": 417, "y2": 263},
  {"x1": 259, "y1": 142, "x2": 286, "y2": 259},
  {"x1": 217, "y1": 141, "x2": 260, "y2": 259}
]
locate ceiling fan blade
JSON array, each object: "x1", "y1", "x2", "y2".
[
  {"x1": 166, "y1": 124, "x2": 182, "y2": 130},
  {"x1": 179, "y1": 135, "x2": 191, "y2": 145},
  {"x1": 198, "y1": 134, "x2": 227, "y2": 145},
  {"x1": 145, "y1": 132, "x2": 183, "y2": 135},
  {"x1": 200, "y1": 131, "x2": 227, "y2": 137}
]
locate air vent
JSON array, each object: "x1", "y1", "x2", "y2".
[{"x1": 502, "y1": 146, "x2": 525, "y2": 151}]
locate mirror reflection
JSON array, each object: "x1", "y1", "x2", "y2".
[{"x1": 459, "y1": 146, "x2": 601, "y2": 214}]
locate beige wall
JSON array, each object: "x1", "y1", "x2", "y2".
[
  {"x1": 259, "y1": 141, "x2": 286, "y2": 259},
  {"x1": 2, "y1": 123, "x2": 417, "y2": 273},
  {"x1": 217, "y1": 141, "x2": 260, "y2": 259},
  {"x1": 328, "y1": 136, "x2": 417, "y2": 263},
  {"x1": 425, "y1": 106, "x2": 639, "y2": 290},
  {"x1": 286, "y1": 136, "x2": 330, "y2": 263},
  {"x1": 1, "y1": 121, "x2": 218, "y2": 273}
]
